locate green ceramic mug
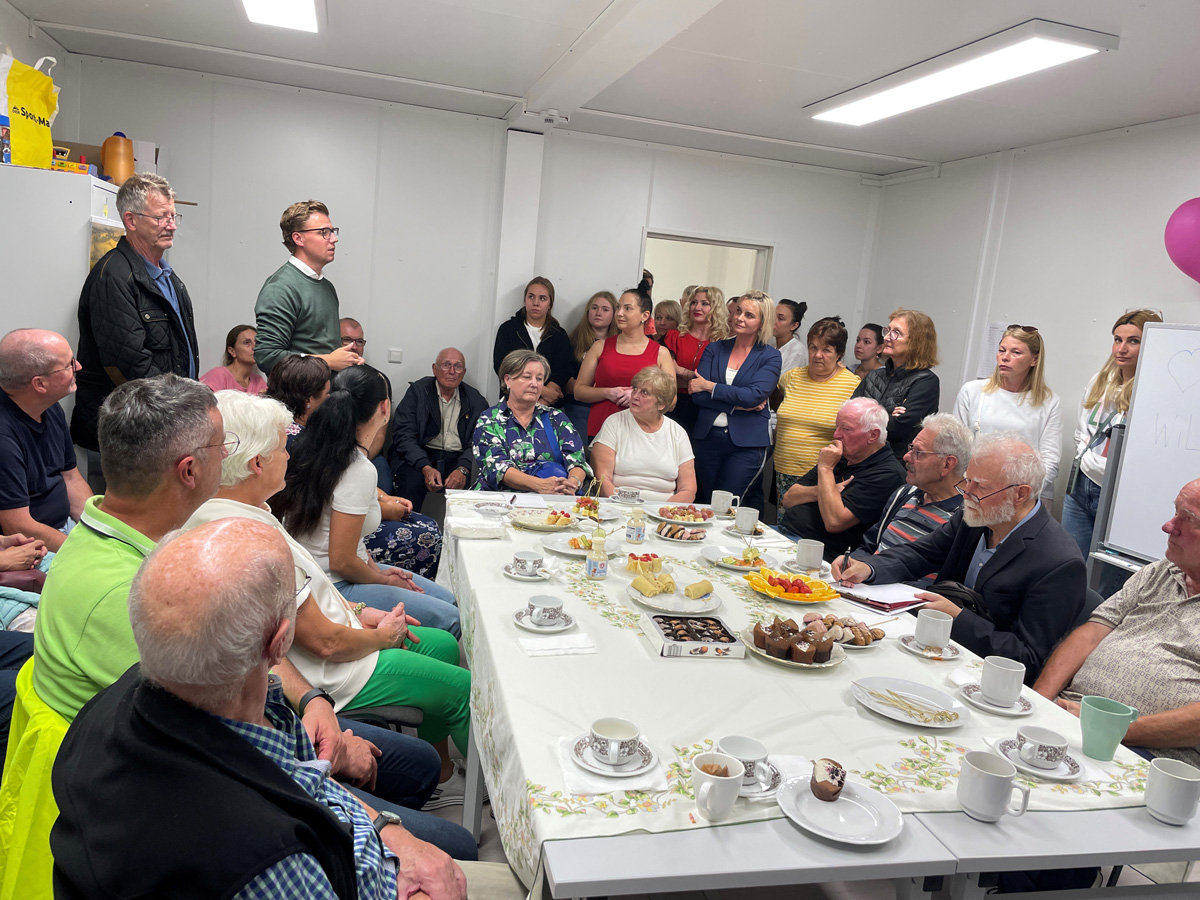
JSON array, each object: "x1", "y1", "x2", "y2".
[{"x1": 1080, "y1": 696, "x2": 1139, "y2": 761}]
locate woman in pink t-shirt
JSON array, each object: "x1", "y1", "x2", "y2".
[
  {"x1": 199, "y1": 324, "x2": 267, "y2": 394},
  {"x1": 574, "y1": 289, "x2": 677, "y2": 437}
]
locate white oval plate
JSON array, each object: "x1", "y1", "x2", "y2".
[
  {"x1": 648, "y1": 508, "x2": 716, "y2": 526},
  {"x1": 740, "y1": 628, "x2": 846, "y2": 670},
  {"x1": 625, "y1": 584, "x2": 719, "y2": 614},
  {"x1": 777, "y1": 778, "x2": 903, "y2": 845},
  {"x1": 850, "y1": 676, "x2": 969, "y2": 729},
  {"x1": 701, "y1": 545, "x2": 781, "y2": 572},
  {"x1": 651, "y1": 527, "x2": 708, "y2": 544},
  {"x1": 511, "y1": 512, "x2": 579, "y2": 532},
  {"x1": 541, "y1": 533, "x2": 621, "y2": 559}
]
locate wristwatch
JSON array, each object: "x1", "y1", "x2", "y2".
[
  {"x1": 372, "y1": 810, "x2": 403, "y2": 835},
  {"x1": 297, "y1": 687, "x2": 335, "y2": 717}
]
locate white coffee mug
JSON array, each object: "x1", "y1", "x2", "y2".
[
  {"x1": 589, "y1": 717, "x2": 640, "y2": 766},
  {"x1": 527, "y1": 595, "x2": 563, "y2": 626},
  {"x1": 735, "y1": 506, "x2": 760, "y2": 535},
  {"x1": 716, "y1": 735, "x2": 772, "y2": 789},
  {"x1": 980, "y1": 656, "x2": 1026, "y2": 708},
  {"x1": 957, "y1": 750, "x2": 1030, "y2": 823},
  {"x1": 1145, "y1": 758, "x2": 1200, "y2": 826},
  {"x1": 1016, "y1": 725, "x2": 1068, "y2": 770},
  {"x1": 711, "y1": 491, "x2": 740, "y2": 516},
  {"x1": 913, "y1": 608, "x2": 953, "y2": 650},
  {"x1": 691, "y1": 751, "x2": 745, "y2": 822},
  {"x1": 513, "y1": 550, "x2": 543, "y2": 576},
  {"x1": 794, "y1": 539, "x2": 824, "y2": 571}
]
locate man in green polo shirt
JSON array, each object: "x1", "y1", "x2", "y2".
[{"x1": 33, "y1": 374, "x2": 225, "y2": 719}]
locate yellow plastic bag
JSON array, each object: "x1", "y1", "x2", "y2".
[{"x1": 0, "y1": 51, "x2": 59, "y2": 169}]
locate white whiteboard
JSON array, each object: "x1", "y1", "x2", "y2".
[{"x1": 1104, "y1": 322, "x2": 1200, "y2": 562}]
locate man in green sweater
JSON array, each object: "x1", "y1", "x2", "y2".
[{"x1": 253, "y1": 200, "x2": 364, "y2": 375}]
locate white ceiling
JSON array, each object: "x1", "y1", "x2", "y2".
[{"x1": 14, "y1": 0, "x2": 1200, "y2": 175}]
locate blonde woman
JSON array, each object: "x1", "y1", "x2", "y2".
[
  {"x1": 561, "y1": 291, "x2": 617, "y2": 436},
  {"x1": 852, "y1": 308, "x2": 940, "y2": 460},
  {"x1": 664, "y1": 285, "x2": 728, "y2": 431},
  {"x1": 689, "y1": 290, "x2": 781, "y2": 509},
  {"x1": 653, "y1": 300, "x2": 683, "y2": 340},
  {"x1": 1061, "y1": 308, "x2": 1163, "y2": 559},
  {"x1": 954, "y1": 325, "x2": 1062, "y2": 501}
]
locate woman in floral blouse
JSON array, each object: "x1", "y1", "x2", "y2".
[{"x1": 473, "y1": 349, "x2": 590, "y2": 494}]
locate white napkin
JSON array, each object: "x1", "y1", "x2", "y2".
[
  {"x1": 444, "y1": 516, "x2": 506, "y2": 540},
  {"x1": 770, "y1": 753, "x2": 812, "y2": 784},
  {"x1": 558, "y1": 736, "x2": 668, "y2": 795},
  {"x1": 982, "y1": 735, "x2": 1111, "y2": 783},
  {"x1": 518, "y1": 633, "x2": 596, "y2": 656}
]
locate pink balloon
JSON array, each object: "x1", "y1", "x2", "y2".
[{"x1": 1165, "y1": 198, "x2": 1200, "y2": 284}]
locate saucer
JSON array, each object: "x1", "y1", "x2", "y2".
[
  {"x1": 783, "y1": 560, "x2": 833, "y2": 580},
  {"x1": 512, "y1": 609, "x2": 574, "y2": 634},
  {"x1": 570, "y1": 733, "x2": 657, "y2": 778},
  {"x1": 898, "y1": 633, "x2": 961, "y2": 661},
  {"x1": 995, "y1": 738, "x2": 1082, "y2": 782},
  {"x1": 739, "y1": 760, "x2": 783, "y2": 800},
  {"x1": 503, "y1": 564, "x2": 552, "y2": 582},
  {"x1": 723, "y1": 524, "x2": 765, "y2": 538},
  {"x1": 611, "y1": 496, "x2": 644, "y2": 507},
  {"x1": 958, "y1": 683, "x2": 1034, "y2": 717}
]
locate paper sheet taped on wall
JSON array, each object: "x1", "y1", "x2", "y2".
[{"x1": 975, "y1": 321, "x2": 1009, "y2": 379}]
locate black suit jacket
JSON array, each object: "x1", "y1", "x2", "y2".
[
  {"x1": 867, "y1": 504, "x2": 1085, "y2": 679},
  {"x1": 388, "y1": 376, "x2": 489, "y2": 474}
]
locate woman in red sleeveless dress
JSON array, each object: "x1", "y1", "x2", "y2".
[{"x1": 575, "y1": 289, "x2": 677, "y2": 437}]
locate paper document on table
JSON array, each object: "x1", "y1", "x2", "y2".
[
  {"x1": 510, "y1": 494, "x2": 548, "y2": 509},
  {"x1": 837, "y1": 582, "x2": 926, "y2": 612}
]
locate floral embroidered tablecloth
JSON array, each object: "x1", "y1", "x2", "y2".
[{"x1": 440, "y1": 493, "x2": 1148, "y2": 887}]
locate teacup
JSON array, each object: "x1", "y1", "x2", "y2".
[
  {"x1": 691, "y1": 751, "x2": 745, "y2": 822},
  {"x1": 980, "y1": 656, "x2": 1026, "y2": 708},
  {"x1": 1145, "y1": 758, "x2": 1200, "y2": 826},
  {"x1": 957, "y1": 750, "x2": 1030, "y2": 823},
  {"x1": 794, "y1": 539, "x2": 824, "y2": 571},
  {"x1": 735, "y1": 506, "x2": 760, "y2": 535},
  {"x1": 711, "y1": 491, "x2": 740, "y2": 516},
  {"x1": 616, "y1": 486, "x2": 642, "y2": 503},
  {"x1": 716, "y1": 735, "x2": 773, "y2": 789},
  {"x1": 1016, "y1": 725, "x2": 1068, "y2": 770},
  {"x1": 589, "y1": 717, "x2": 641, "y2": 766},
  {"x1": 512, "y1": 550, "x2": 543, "y2": 576},
  {"x1": 913, "y1": 608, "x2": 953, "y2": 650},
  {"x1": 527, "y1": 595, "x2": 563, "y2": 626}
]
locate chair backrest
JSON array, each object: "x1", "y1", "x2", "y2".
[{"x1": 1072, "y1": 588, "x2": 1107, "y2": 631}]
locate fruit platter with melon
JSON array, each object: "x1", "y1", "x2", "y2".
[{"x1": 744, "y1": 567, "x2": 840, "y2": 604}]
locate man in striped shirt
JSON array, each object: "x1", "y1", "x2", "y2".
[{"x1": 852, "y1": 414, "x2": 971, "y2": 585}]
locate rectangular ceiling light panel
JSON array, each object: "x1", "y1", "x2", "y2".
[
  {"x1": 809, "y1": 20, "x2": 1118, "y2": 126},
  {"x1": 243, "y1": 0, "x2": 319, "y2": 33}
]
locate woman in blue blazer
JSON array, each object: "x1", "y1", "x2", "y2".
[{"x1": 688, "y1": 290, "x2": 782, "y2": 509}]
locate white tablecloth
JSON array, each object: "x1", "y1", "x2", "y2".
[{"x1": 440, "y1": 492, "x2": 1148, "y2": 887}]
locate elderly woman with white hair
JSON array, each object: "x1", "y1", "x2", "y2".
[
  {"x1": 591, "y1": 366, "x2": 697, "y2": 503},
  {"x1": 184, "y1": 390, "x2": 471, "y2": 787}
]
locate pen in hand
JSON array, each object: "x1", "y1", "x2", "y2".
[{"x1": 839, "y1": 546, "x2": 852, "y2": 586}]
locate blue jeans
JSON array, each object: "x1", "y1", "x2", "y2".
[
  {"x1": 343, "y1": 719, "x2": 477, "y2": 860},
  {"x1": 1061, "y1": 472, "x2": 1101, "y2": 559},
  {"x1": 692, "y1": 427, "x2": 768, "y2": 510},
  {"x1": 0, "y1": 632, "x2": 34, "y2": 778},
  {"x1": 336, "y1": 570, "x2": 461, "y2": 638}
]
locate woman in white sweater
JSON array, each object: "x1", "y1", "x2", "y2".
[{"x1": 954, "y1": 325, "x2": 1061, "y2": 501}]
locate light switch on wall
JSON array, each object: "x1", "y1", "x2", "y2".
[{"x1": 387, "y1": 349, "x2": 403, "y2": 364}]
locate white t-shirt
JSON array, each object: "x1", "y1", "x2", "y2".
[
  {"x1": 296, "y1": 450, "x2": 382, "y2": 578},
  {"x1": 712, "y1": 364, "x2": 740, "y2": 429},
  {"x1": 185, "y1": 497, "x2": 375, "y2": 709},
  {"x1": 525, "y1": 322, "x2": 544, "y2": 350},
  {"x1": 593, "y1": 409, "x2": 695, "y2": 502},
  {"x1": 953, "y1": 379, "x2": 1063, "y2": 500},
  {"x1": 778, "y1": 339, "x2": 808, "y2": 375}
]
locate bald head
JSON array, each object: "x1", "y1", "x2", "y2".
[
  {"x1": 0, "y1": 328, "x2": 74, "y2": 397},
  {"x1": 433, "y1": 347, "x2": 467, "y2": 393},
  {"x1": 129, "y1": 519, "x2": 295, "y2": 702}
]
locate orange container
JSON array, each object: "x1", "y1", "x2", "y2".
[{"x1": 101, "y1": 132, "x2": 133, "y2": 185}]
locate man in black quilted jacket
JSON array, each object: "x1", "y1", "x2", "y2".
[{"x1": 71, "y1": 173, "x2": 199, "y2": 491}]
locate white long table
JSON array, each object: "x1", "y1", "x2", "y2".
[{"x1": 440, "y1": 493, "x2": 1157, "y2": 896}]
